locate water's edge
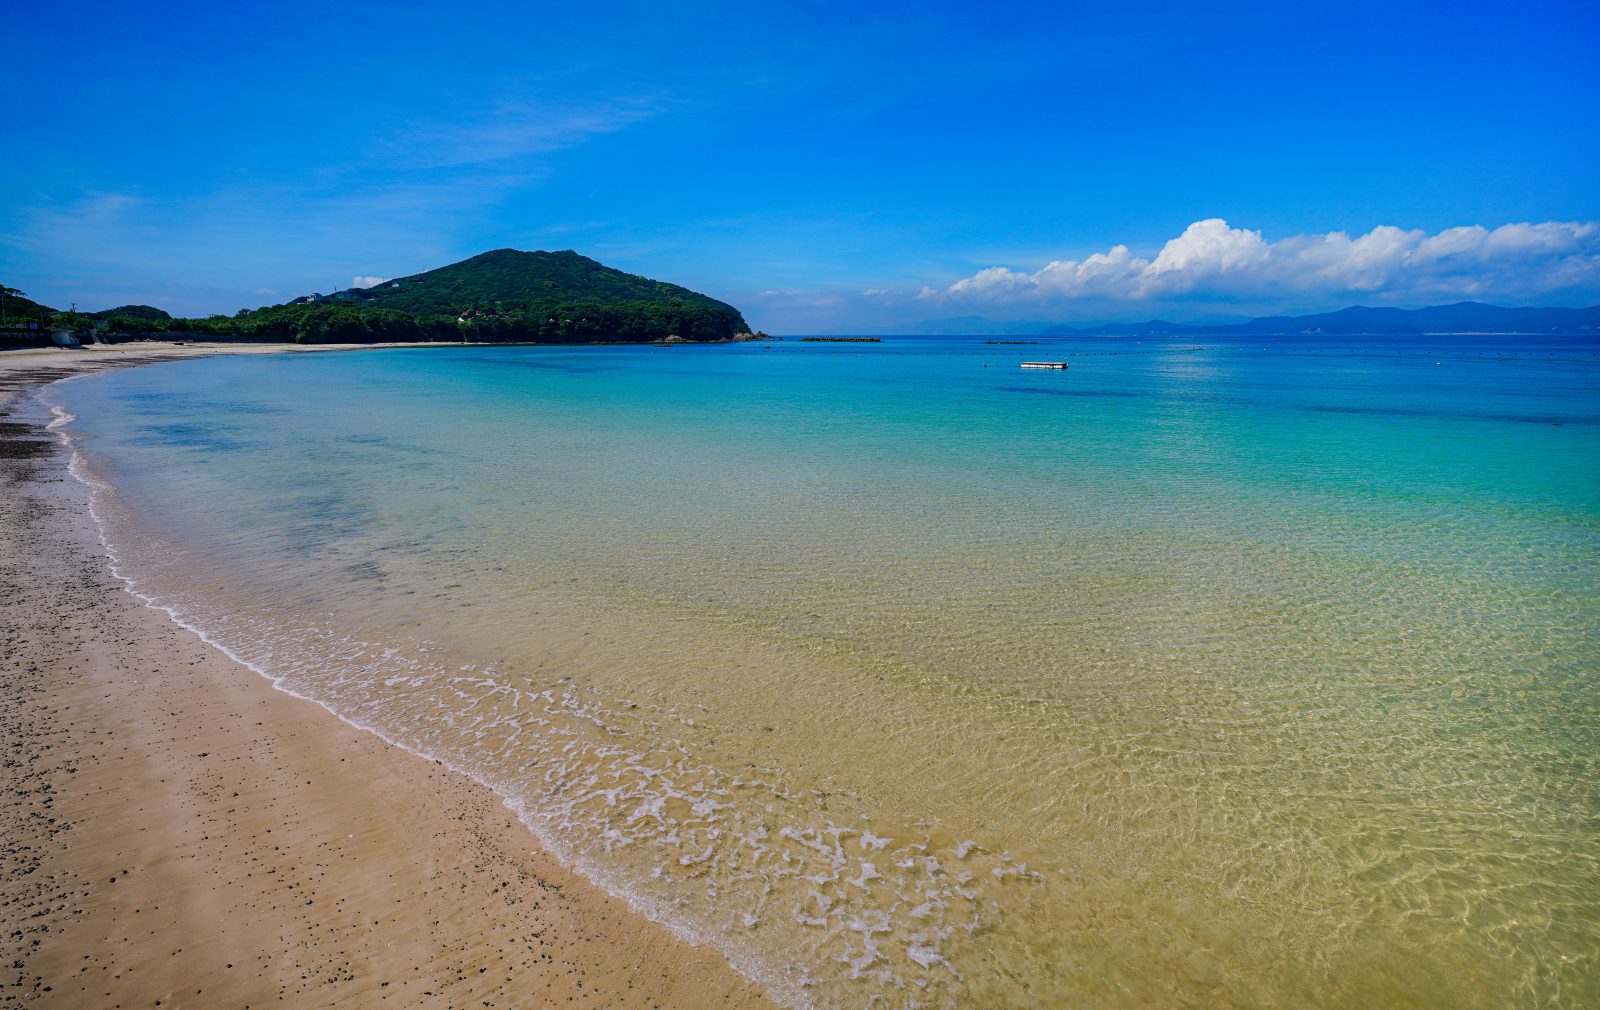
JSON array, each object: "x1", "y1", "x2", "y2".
[{"x1": 36, "y1": 374, "x2": 806, "y2": 1010}]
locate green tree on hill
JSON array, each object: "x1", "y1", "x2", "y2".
[{"x1": 11, "y1": 250, "x2": 752, "y2": 345}]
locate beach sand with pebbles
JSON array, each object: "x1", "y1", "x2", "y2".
[{"x1": 0, "y1": 344, "x2": 775, "y2": 1009}]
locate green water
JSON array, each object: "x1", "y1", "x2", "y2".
[{"x1": 48, "y1": 336, "x2": 1600, "y2": 1008}]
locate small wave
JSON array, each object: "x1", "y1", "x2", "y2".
[{"x1": 41, "y1": 386, "x2": 1050, "y2": 1010}]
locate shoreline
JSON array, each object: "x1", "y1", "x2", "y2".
[{"x1": 0, "y1": 350, "x2": 778, "y2": 1008}]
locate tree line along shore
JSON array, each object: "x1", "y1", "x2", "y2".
[{"x1": 2, "y1": 249, "x2": 767, "y2": 347}]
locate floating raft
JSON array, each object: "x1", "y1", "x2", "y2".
[{"x1": 1020, "y1": 361, "x2": 1069, "y2": 370}]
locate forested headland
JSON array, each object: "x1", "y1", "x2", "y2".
[{"x1": 3, "y1": 250, "x2": 756, "y2": 345}]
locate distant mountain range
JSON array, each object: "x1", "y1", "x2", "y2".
[
  {"x1": 10, "y1": 274, "x2": 1600, "y2": 346},
  {"x1": 899, "y1": 302, "x2": 1600, "y2": 337}
]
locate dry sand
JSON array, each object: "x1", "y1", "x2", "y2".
[{"x1": 0, "y1": 345, "x2": 778, "y2": 1009}]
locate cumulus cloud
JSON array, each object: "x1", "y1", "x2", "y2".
[
  {"x1": 923, "y1": 219, "x2": 1600, "y2": 306},
  {"x1": 351, "y1": 275, "x2": 390, "y2": 289}
]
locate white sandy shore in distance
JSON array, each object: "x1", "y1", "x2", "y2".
[{"x1": 0, "y1": 344, "x2": 777, "y2": 1008}]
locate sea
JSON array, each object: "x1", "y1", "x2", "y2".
[{"x1": 40, "y1": 334, "x2": 1600, "y2": 1008}]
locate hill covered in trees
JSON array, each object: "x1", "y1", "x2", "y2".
[
  {"x1": 0, "y1": 287, "x2": 58, "y2": 327},
  {"x1": 6, "y1": 251, "x2": 752, "y2": 345},
  {"x1": 226, "y1": 249, "x2": 752, "y2": 343}
]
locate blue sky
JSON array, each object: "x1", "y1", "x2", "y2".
[{"x1": 4, "y1": 0, "x2": 1597, "y2": 332}]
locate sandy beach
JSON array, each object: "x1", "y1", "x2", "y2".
[{"x1": 0, "y1": 344, "x2": 776, "y2": 1009}]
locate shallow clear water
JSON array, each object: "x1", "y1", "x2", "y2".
[{"x1": 48, "y1": 336, "x2": 1600, "y2": 1008}]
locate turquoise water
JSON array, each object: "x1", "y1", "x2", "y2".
[{"x1": 48, "y1": 336, "x2": 1600, "y2": 1008}]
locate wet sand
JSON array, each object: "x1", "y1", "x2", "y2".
[{"x1": 0, "y1": 347, "x2": 777, "y2": 1008}]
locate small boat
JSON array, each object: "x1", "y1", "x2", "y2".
[{"x1": 1020, "y1": 360, "x2": 1068, "y2": 370}]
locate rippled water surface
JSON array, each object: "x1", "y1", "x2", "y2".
[{"x1": 50, "y1": 336, "x2": 1600, "y2": 1008}]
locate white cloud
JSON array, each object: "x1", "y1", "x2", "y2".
[
  {"x1": 1, "y1": 90, "x2": 661, "y2": 316},
  {"x1": 351, "y1": 275, "x2": 390, "y2": 289},
  {"x1": 1142, "y1": 219, "x2": 1269, "y2": 290},
  {"x1": 948, "y1": 265, "x2": 1034, "y2": 299},
  {"x1": 396, "y1": 98, "x2": 659, "y2": 170},
  {"x1": 3, "y1": 175, "x2": 526, "y2": 314},
  {"x1": 1035, "y1": 244, "x2": 1143, "y2": 298},
  {"x1": 924, "y1": 219, "x2": 1600, "y2": 307}
]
